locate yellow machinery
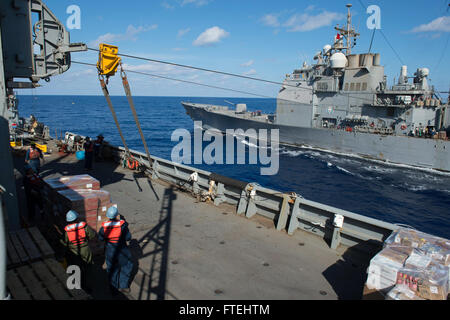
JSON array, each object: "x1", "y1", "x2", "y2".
[
  {"x1": 96, "y1": 43, "x2": 153, "y2": 170},
  {"x1": 96, "y1": 43, "x2": 121, "y2": 78},
  {"x1": 36, "y1": 143, "x2": 47, "y2": 153}
]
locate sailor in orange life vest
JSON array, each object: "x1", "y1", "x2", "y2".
[
  {"x1": 83, "y1": 137, "x2": 94, "y2": 170},
  {"x1": 61, "y1": 210, "x2": 96, "y2": 268},
  {"x1": 22, "y1": 163, "x2": 44, "y2": 221},
  {"x1": 61, "y1": 210, "x2": 96, "y2": 291},
  {"x1": 25, "y1": 143, "x2": 43, "y2": 174},
  {"x1": 98, "y1": 206, "x2": 133, "y2": 294}
]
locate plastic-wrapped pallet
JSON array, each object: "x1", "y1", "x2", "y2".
[
  {"x1": 385, "y1": 227, "x2": 450, "y2": 291},
  {"x1": 397, "y1": 249, "x2": 449, "y2": 300},
  {"x1": 44, "y1": 174, "x2": 100, "y2": 191},
  {"x1": 56, "y1": 189, "x2": 112, "y2": 231},
  {"x1": 42, "y1": 174, "x2": 100, "y2": 204},
  {"x1": 366, "y1": 246, "x2": 411, "y2": 293},
  {"x1": 372, "y1": 227, "x2": 450, "y2": 300}
]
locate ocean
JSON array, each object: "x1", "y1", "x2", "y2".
[{"x1": 17, "y1": 95, "x2": 450, "y2": 239}]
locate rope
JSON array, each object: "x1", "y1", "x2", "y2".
[
  {"x1": 86, "y1": 48, "x2": 377, "y2": 104},
  {"x1": 73, "y1": 60, "x2": 278, "y2": 99},
  {"x1": 72, "y1": 60, "x2": 375, "y2": 104},
  {"x1": 120, "y1": 64, "x2": 153, "y2": 166},
  {"x1": 357, "y1": 0, "x2": 405, "y2": 66},
  {"x1": 99, "y1": 76, "x2": 131, "y2": 155}
]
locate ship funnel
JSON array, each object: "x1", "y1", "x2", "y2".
[
  {"x1": 373, "y1": 53, "x2": 380, "y2": 66},
  {"x1": 347, "y1": 54, "x2": 359, "y2": 68}
]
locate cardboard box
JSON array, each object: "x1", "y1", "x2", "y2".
[
  {"x1": 362, "y1": 285, "x2": 385, "y2": 300},
  {"x1": 417, "y1": 281, "x2": 447, "y2": 300},
  {"x1": 386, "y1": 285, "x2": 425, "y2": 300}
]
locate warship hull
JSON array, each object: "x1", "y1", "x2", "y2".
[{"x1": 183, "y1": 102, "x2": 450, "y2": 173}]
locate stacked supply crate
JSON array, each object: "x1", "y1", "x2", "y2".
[
  {"x1": 364, "y1": 227, "x2": 450, "y2": 300},
  {"x1": 42, "y1": 174, "x2": 116, "y2": 255}
]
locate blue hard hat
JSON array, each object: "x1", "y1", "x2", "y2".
[
  {"x1": 106, "y1": 206, "x2": 118, "y2": 219},
  {"x1": 66, "y1": 210, "x2": 78, "y2": 222}
]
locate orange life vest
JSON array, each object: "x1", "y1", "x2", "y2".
[
  {"x1": 102, "y1": 220, "x2": 125, "y2": 244},
  {"x1": 127, "y1": 158, "x2": 138, "y2": 170},
  {"x1": 65, "y1": 222, "x2": 87, "y2": 246},
  {"x1": 29, "y1": 148, "x2": 40, "y2": 160}
]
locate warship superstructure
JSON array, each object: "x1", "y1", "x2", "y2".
[{"x1": 183, "y1": 4, "x2": 450, "y2": 172}]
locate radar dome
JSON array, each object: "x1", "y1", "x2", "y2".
[{"x1": 330, "y1": 52, "x2": 347, "y2": 69}]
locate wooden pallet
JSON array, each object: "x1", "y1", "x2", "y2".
[
  {"x1": 6, "y1": 227, "x2": 55, "y2": 269},
  {"x1": 6, "y1": 258, "x2": 91, "y2": 300}
]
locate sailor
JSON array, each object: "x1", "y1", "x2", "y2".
[
  {"x1": 61, "y1": 210, "x2": 96, "y2": 290},
  {"x1": 25, "y1": 143, "x2": 44, "y2": 174},
  {"x1": 83, "y1": 137, "x2": 94, "y2": 170},
  {"x1": 98, "y1": 207, "x2": 133, "y2": 294},
  {"x1": 93, "y1": 134, "x2": 104, "y2": 161},
  {"x1": 431, "y1": 128, "x2": 437, "y2": 137},
  {"x1": 22, "y1": 164, "x2": 44, "y2": 222}
]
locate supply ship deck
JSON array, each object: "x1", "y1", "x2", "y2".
[{"x1": 10, "y1": 138, "x2": 378, "y2": 300}]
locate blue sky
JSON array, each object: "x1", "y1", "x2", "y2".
[{"x1": 23, "y1": 0, "x2": 450, "y2": 98}]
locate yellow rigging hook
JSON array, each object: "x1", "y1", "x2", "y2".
[{"x1": 97, "y1": 43, "x2": 121, "y2": 81}]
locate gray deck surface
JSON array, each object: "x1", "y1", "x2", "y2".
[{"x1": 13, "y1": 141, "x2": 373, "y2": 300}]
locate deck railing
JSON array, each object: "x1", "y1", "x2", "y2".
[{"x1": 65, "y1": 132, "x2": 399, "y2": 252}]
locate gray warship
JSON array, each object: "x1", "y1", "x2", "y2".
[{"x1": 182, "y1": 4, "x2": 450, "y2": 173}]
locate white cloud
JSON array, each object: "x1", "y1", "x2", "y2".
[
  {"x1": 241, "y1": 60, "x2": 254, "y2": 67},
  {"x1": 261, "y1": 14, "x2": 280, "y2": 27},
  {"x1": 89, "y1": 24, "x2": 158, "y2": 47},
  {"x1": 261, "y1": 10, "x2": 344, "y2": 33},
  {"x1": 122, "y1": 62, "x2": 196, "y2": 77},
  {"x1": 193, "y1": 26, "x2": 229, "y2": 47},
  {"x1": 242, "y1": 69, "x2": 257, "y2": 76},
  {"x1": 181, "y1": 0, "x2": 211, "y2": 6},
  {"x1": 161, "y1": 1, "x2": 174, "y2": 9},
  {"x1": 177, "y1": 27, "x2": 191, "y2": 38},
  {"x1": 411, "y1": 16, "x2": 450, "y2": 33},
  {"x1": 283, "y1": 11, "x2": 344, "y2": 32}
]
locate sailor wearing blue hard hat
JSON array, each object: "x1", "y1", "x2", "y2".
[
  {"x1": 61, "y1": 209, "x2": 96, "y2": 291},
  {"x1": 98, "y1": 206, "x2": 133, "y2": 294}
]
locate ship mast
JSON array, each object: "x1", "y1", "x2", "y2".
[{"x1": 334, "y1": 4, "x2": 359, "y2": 55}]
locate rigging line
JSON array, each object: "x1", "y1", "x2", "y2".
[
  {"x1": 85, "y1": 49, "x2": 375, "y2": 104},
  {"x1": 357, "y1": 0, "x2": 405, "y2": 66},
  {"x1": 368, "y1": 28, "x2": 376, "y2": 53},
  {"x1": 379, "y1": 30, "x2": 405, "y2": 65},
  {"x1": 87, "y1": 47, "x2": 287, "y2": 88},
  {"x1": 72, "y1": 60, "x2": 276, "y2": 99},
  {"x1": 72, "y1": 60, "x2": 375, "y2": 105},
  {"x1": 432, "y1": 32, "x2": 450, "y2": 73}
]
